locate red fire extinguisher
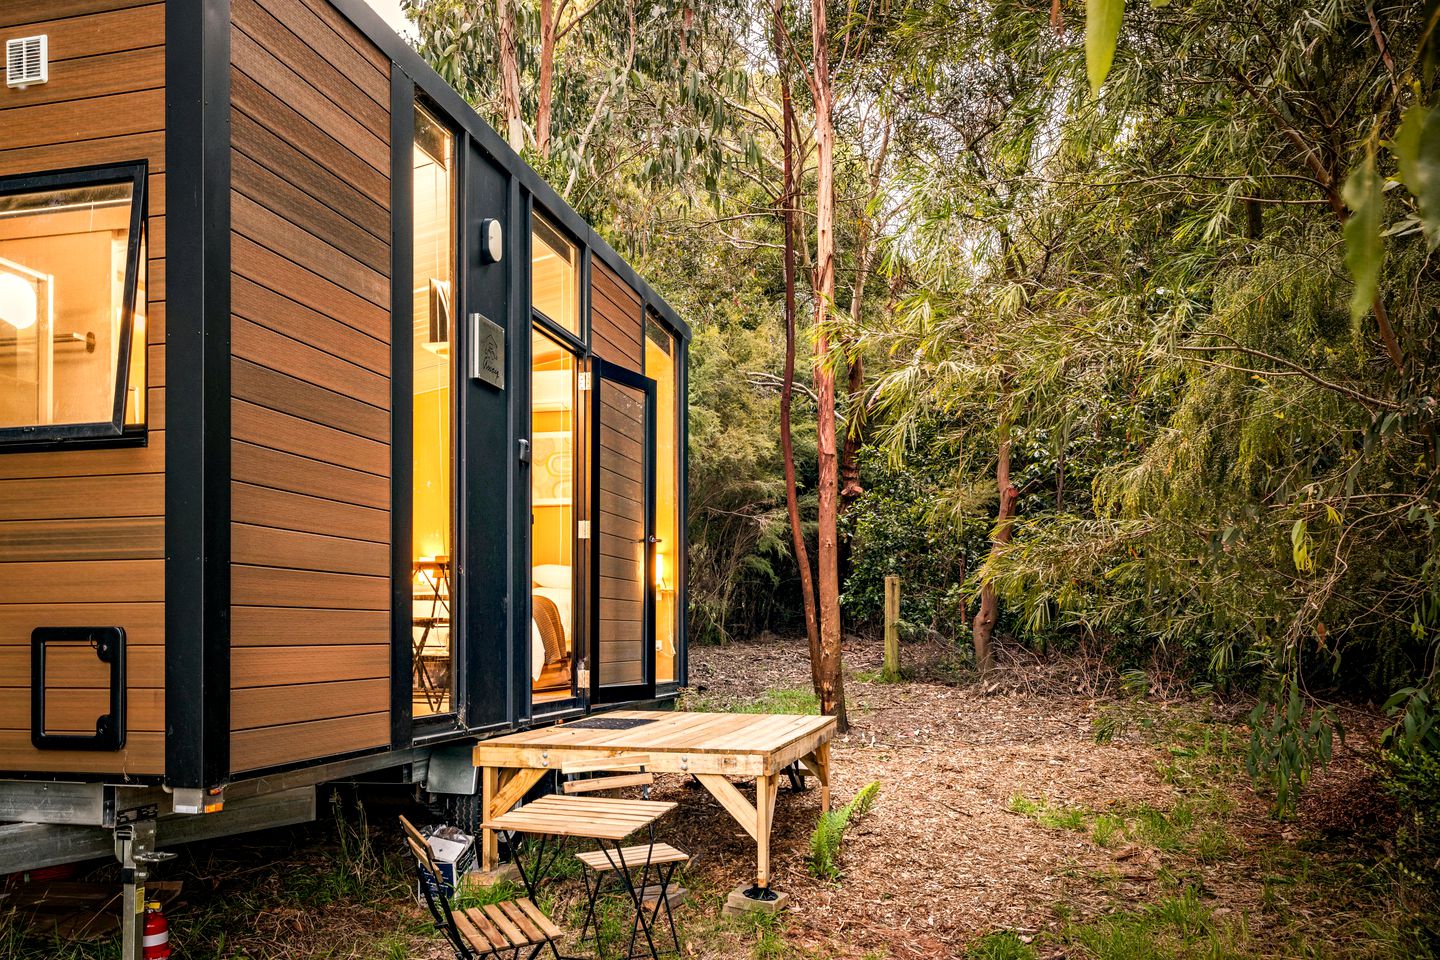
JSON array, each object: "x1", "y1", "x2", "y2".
[{"x1": 142, "y1": 900, "x2": 170, "y2": 959}]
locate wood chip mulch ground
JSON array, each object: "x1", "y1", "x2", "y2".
[{"x1": 663, "y1": 634, "x2": 1394, "y2": 960}]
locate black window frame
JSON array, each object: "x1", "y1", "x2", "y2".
[
  {"x1": 0, "y1": 161, "x2": 149, "y2": 450},
  {"x1": 528, "y1": 204, "x2": 585, "y2": 348},
  {"x1": 406, "y1": 91, "x2": 467, "y2": 735}
]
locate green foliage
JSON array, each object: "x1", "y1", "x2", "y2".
[
  {"x1": 842, "y1": 438, "x2": 987, "y2": 640},
  {"x1": 1381, "y1": 677, "x2": 1440, "y2": 950},
  {"x1": 1084, "y1": 0, "x2": 1126, "y2": 93},
  {"x1": 809, "y1": 781, "x2": 881, "y2": 881},
  {"x1": 1246, "y1": 683, "x2": 1338, "y2": 816},
  {"x1": 1342, "y1": 150, "x2": 1385, "y2": 322}
]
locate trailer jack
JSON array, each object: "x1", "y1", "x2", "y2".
[{"x1": 113, "y1": 820, "x2": 175, "y2": 960}]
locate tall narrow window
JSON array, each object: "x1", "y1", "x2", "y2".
[
  {"x1": 531, "y1": 212, "x2": 578, "y2": 334},
  {"x1": 411, "y1": 103, "x2": 457, "y2": 719},
  {"x1": 531, "y1": 328, "x2": 578, "y2": 705},
  {"x1": 646, "y1": 315, "x2": 679, "y2": 684},
  {"x1": 0, "y1": 165, "x2": 147, "y2": 444}
]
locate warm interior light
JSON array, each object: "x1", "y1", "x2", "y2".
[
  {"x1": 655, "y1": 550, "x2": 667, "y2": 590},
  {"x1": 0, "y1": 271, "x2": 38, "y2": 331}
]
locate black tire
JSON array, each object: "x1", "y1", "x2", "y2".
[{"x1": 430, "y1": 789, "x2": 483, "y2": 836}]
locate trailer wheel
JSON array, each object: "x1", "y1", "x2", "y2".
[{"x1": 430, "y1": 790, "x2": 483, "y2": 835}]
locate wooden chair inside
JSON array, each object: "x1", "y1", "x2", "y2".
[{"x1": 400, "y1": 816, "x2": 562, "y2": 960}]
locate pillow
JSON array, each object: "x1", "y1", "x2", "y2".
[{"x1": 532, "y1": 564, "x2": 570, "y2": 590}]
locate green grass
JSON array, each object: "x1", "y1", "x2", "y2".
[
  {"x1": 684, "y1": 685, "x2": 820, "y2": 715},
  {"x1": 965, "y1": 930, "x2": 1037, "y2": 960},
  {"x1": 1007, "y1": 794, "x2": 1089, "y2": 832}
]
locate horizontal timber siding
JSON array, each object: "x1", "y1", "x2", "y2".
[
  {"x1": 0, "y1": 0, "x2": 165, "y2": 777},
  {"x1": 591, "y1": 260, "x2": 643, "y2": 370},
  {"x1": 596, "y1": 381, "x2": 646, "y2": 686},
  {"x1": 229, "y1": 0, "x2": 392, "y2": 775}
]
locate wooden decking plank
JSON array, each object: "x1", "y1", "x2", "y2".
[
  {"x1": 635, "y1": 712, "x2": 746, "y2": 750},
  {"x1": 472, "y1": 711, "x2": 839, "y2": 763},
  {"x1": 696, "y1": 714, "x2": 794, "y2": 751}
]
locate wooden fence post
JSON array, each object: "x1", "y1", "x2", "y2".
[{"x1": 883, "y1": 574, "x2": 901, "y2": 681}]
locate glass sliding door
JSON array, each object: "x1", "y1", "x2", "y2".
[
  {"x1": 411, "y1": 101, "x2": 457, "y2": 719},
  {"x1": 644, "y1": 315, "x2": 679, "y2": 685},
  {"x1": 530, "y1": 327, "x2": 579, "y2": 705},
  {"x1": 590, "y1": 359, "x2": 655, "y2": 703}
]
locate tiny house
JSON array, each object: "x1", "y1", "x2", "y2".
[{"x1": 0, "y1": 0, "x2": 687, "y2": 825}]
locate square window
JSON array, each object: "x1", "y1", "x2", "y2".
[
  {"x1": 0, "y1": 164, "x2": 148, "y2": 446},
  {"x1": 531, "y1": 212, "x2": 578, "y2": 334}
]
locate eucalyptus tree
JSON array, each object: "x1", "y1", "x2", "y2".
[
  {"x1": 404, "y1": 0, "x2": 753, "y2": 212},
  {"x1": 861, "y1": 0, "x2": 1440, "y2": 804}
]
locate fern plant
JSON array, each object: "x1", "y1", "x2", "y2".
[{"x1": 808, "y1": 781, "x2": 880, "y2": 881}]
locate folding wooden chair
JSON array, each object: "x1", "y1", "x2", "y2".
[
  {"x1": 562, "y1": 756, "x2": 688, "y2": 958},
  {"x1": 401, "y1": 816, "x2": 564, "y2": 960}
]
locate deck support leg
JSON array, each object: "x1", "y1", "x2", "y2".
[
  {"x1": 814, "y1": 744, "x2": 831, "y2": 814},
  {"x1": 479, "y1": 767, "x2": 547, "y2": 875},
  {"x1": 755, "y1": 773, "x2": 777, "y2": 889},
  {"x1": 481, "y1": 765, "x2": 499, "y2": 872}
]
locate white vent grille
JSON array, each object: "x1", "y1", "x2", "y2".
[{"x1": 6, "y1": 35, "x2": 47, "y2": 88}]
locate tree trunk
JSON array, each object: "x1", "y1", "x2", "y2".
[
  {"x1": 972, "y1": 421, "x2": 1016, "y2": 676},
  {"x1": 773, "y1": 0, "x2": 820, "y2": 682},
  {"x1": 839, "y1": 120, "x2": 889, "y2": 515},
  {"x1": 537, "y1": 0, "x2": 557, "y2": 159},
  {"x1": 497, "y1": 0, "x2": 526, "y2": 152},
  {"x1": 808, "y1": 0, "x2": 847, "y2": 731}
]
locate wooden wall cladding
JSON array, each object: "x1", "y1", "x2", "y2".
[
  {"x1": 591, "y1": 260, "x2": 644, "y2": 370},
  {"x1": 0, "y1": 0, "x2": 165, "y2": 777},
  {"x1": 596, "y1": 382, "x2": 646, "y2": 686},
  {"x1": 229, "y1": 0, "x2": 392, "y2": 775}
]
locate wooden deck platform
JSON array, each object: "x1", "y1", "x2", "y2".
[{"x1": 472, "y1": 710, "x2": 836, "y2": 889}]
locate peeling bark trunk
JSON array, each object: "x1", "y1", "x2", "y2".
[
  {"x1": 972, "y1": 421, "x2": 1016, "y2": 676},
  {"x1": 808, "y1": 0, "x2": 847, "y2": 731},
  {"x1": 497, "y1": 0, "x2": 526, "y2": 152},
  {"x1": 537, "y1": 0, "x2": 557, "y2": 159},
  {"x1": 773, "y1": 0, "x2": 820, "y2": 681}
]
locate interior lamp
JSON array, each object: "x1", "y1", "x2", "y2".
[
  {"x1": 0, "y1": 271, "x2": 38, "y2": 331},
  {"x1": 654, "y1": 551, "x2": 668, "y2": 590}
]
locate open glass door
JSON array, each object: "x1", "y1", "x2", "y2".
[{"x1": 589, "y1": 358, "x2": 656, "y2": 704}]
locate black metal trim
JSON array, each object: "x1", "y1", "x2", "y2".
[
  {"x1": 588, "y1": 358, "x2": 658, "y2": 705},
  {"x1": 0, "y1": 161, "x2": 148, "y2": 449},
  {"x1": 31, "y1": 627, "x2": 126, "y2": 751},
  {"x1": 677, "y1": 335, "x2": 690, "y2": 688},
  {"x1": 389, "y1": 69, "x2": 417, "y2": 750},
  {"x1": 164, "y1": 0, "x2": 232, "y2": 792},
  {"x1": 527, "y1": 320, "x2": 583, "y2": 715},
  {"x1": 508, "y1": 174, "x2": 530, "y2": 728}
]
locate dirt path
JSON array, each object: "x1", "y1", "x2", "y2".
[{"x1": 668, "y1": 635, "x2": 1393, "y2": 959}]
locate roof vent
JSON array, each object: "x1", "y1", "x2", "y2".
[{"x1": 6, "y1": 35, "x2": 47, "y2": 88}]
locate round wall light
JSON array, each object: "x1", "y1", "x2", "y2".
[{"x1": 480, "y1": 218, "x2": 504, "y2": 264}]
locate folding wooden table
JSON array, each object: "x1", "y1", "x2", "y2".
[{"x1": 482, "y1": 794, "x2": 678, "y2": 959}]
